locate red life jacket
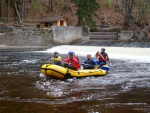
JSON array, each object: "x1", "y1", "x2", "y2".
[
  {"x1": 63, "y1": 56, "x2": 80, "y2": 69},
  {"x1": 75, "y1": 55, "x2": 79, "y2": 63},
  {"x1": 98, "y1": 52, "x2": 108, "y2": 62}
]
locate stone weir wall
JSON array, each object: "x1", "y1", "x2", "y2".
[
  {"x1": 51, "y1": 26, "x2": 85, "y2": 44},
  {"x1": 0, "y1": 26, "x2": 86, "y2": 46},
  {"x1": 0, "y1": 26, "x2": 53, "y2": 46}
]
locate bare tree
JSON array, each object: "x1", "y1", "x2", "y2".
[
  {"x1": 114, "y1": 0, "x2": 118, "y2": 7},
  {"x1": 48, "y1": 0, "x2": 54, "y2": 12},
  {"x1": 0, "y1": 0, "x2": 2, "y2": 17},
  {"x1": 14, "y1": 1, "x2": 22, "y2": 23},
  {"x1": 22, "y1": 0, "x2": 26, "y2": 19},
  {"x1": 38, "y1": 0, "x2": 44, "y2": 18},
  {"x1": 122, "y1": 0, "x2": 134, "y2": 26},
  {"x1": 7, "y1": 0, "x2": 10, "y2": 23}
]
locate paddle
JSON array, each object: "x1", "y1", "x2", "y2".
[{"x1": 98, "y1": 53, "x2": 116, "y2": 72}]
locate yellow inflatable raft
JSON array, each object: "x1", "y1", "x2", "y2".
[{"x1": 41, "y1": 64, "x2": 107, "y2": 79}]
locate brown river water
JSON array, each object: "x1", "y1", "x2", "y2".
[{"x1": 0, "y1": 45, "x2": 150, "y2": 113}]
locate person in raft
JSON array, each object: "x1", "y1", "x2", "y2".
[
  {"x1": 73, "y1": 51, "x2": 80, "y2": 63},
  {"x1": 62, "y1": 51, "x2": 80, "y2": 70},
  {"x1": 95, "y1": 48, "x2": 109, "y2": 68},
  {"x1": 82, "y1": 54, "x2": 98, "y2": 69},
  {"x1": 50, "y1": 51, "x2": 62, "y2": 66}
]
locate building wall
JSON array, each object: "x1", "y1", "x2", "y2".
[
  {"x1": 58, "y1": 19, "x2": 67, "y2": 26},
  {"x1": 40, "y1": 19, "x2": 67, "y2": 28},
  {"x1": 40, "y1": 23, "x2": 50, "y2": 29},
  {"x1": 53, "y1": 21, "x2": 59, "y2": 26},
  {"x1": 40, "y1": 23, "x2": 44, "y2": 28},
  {"x1": 51, "y1": 26, "x2": 84, "y2": 44}
]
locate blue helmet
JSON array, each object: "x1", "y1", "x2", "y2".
[{"x1": 68, "y1": 51, "x2": 73, "y2": 56}]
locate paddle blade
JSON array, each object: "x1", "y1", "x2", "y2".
[{"x1": 101, "y1": 65, "x2": 110, "y2": 71}]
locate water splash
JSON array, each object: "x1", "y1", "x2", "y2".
[{"x1": 40, "y1": 45, "x2": 150, "y2": 63}]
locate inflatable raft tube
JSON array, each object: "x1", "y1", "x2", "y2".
[{"x1": 41, "y1": 64, "x2": 107, "y2": 79}]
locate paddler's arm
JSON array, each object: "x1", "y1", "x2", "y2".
[{"x1": 95, "y1": 51, "x2": 100, "y2": 58}]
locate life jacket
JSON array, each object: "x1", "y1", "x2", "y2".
[
  {"x1": 84, "y1": 58, "x2": 97, "y2": 65},
  {"x1": 86, "y1": 59, "x2": 94, "y2": 65},
  {"x1": 54, "y1": 56, "x2": 62, "y2": 62},
  {"x1": 75, "y1": 55, "x2": 80, "y2": 63},
  {"x1": 63, "y1": 56, "x2": 80, "y2": 70},
  {"x1": 98, "y1": 52, "x2": 109, "y2": 62}
]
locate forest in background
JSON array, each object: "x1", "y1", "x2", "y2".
[{"x1": 0, "y1": 0, "x2": 150, "y2": 34}]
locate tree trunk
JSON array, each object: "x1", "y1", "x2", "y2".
[
  {"x1": 16, "y1": 0, "x2": 21, "y2": 11},
  {"x1": 0, "y1": 0, "x2": 2, "y2": 17},
  {"x1": 38, "y1": 0, "x2": 43, "y2": 18},
  {"x1": 7, "y1": 0, "x2": 10, "y2": 23},
  {"x1": 123, "y1": 0, "x2": 134, "y2": 26},
  {"x1": 50, "y1": 0, "x2": 53, "y2": 11},
  {"x1": 22, "y1": 0, "x2": 26, "y2": 19},
  {"x1": 115, "y1": 0, "x2": 118, "y2": 7},
  {"x1": 14, "y1": 2, "x2": 22, "y2": 23},
  {"x1": 48, "y1": 0, "x2": 50, "y2": 12},
  {"x1": 46, "y1": 0, "x2": 55, "y2": 12}
]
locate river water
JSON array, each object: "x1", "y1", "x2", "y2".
[{"x1": 0, "y1": 43, "x2": 150, "y2": 113}]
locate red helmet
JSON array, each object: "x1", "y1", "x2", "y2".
[{"x1": 87, "y1": 54, "x2": 91, "y2": 57}]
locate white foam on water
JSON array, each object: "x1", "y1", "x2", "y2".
[
  {"x1": 39, "y1": 73, "x2": 46, "y2": 78},
  {"x1": 41, "y1": 45, "x2": 150, "y2": 63}
]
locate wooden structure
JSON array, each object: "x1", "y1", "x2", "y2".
[{"x1": 39, "y1": 16, "x2": 67, "y2": 29}]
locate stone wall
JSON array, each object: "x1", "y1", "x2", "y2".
[
  {"x1": 0, "y1": 26, "x2": 53, "y2": 46},
  {"x1": 0, "y1": 26, "x2": 86, "y2": 46},
  {"x1": 118, "y1": 30, "x2": 133, "y2": 40},
  {"x1": 0, "y1": 26, "x2": 137, "y2": 46},
  {"x1": 51, "y1": 26, "x2": 84, "y2": 44}
]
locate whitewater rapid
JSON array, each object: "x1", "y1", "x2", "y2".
[{"x1": 41, "y1": 45, "x2": 150, "y2": 63}]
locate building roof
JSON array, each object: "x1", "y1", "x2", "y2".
[{"x1": 39, "y1": 16, "x2": 64, "y2": 22}]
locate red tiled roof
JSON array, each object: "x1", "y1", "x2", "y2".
[{"x1": 39, "y1": 16, "x2": 63, "y2": 22}]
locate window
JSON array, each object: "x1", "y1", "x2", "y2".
[
  {"x1": 44, "y1": 22, "x2": 53, "y2": 27},
  {"x1": 45, "y1": 23, "x2": 49, "y2": 27}
]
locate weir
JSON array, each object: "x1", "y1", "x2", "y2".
[{"x1": 42, "y1": 45, "x2": 150, "y2": 63}]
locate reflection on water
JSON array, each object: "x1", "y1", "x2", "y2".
[{"x1": 0, "y1": 47, "x2": 150, "y2": 113}]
